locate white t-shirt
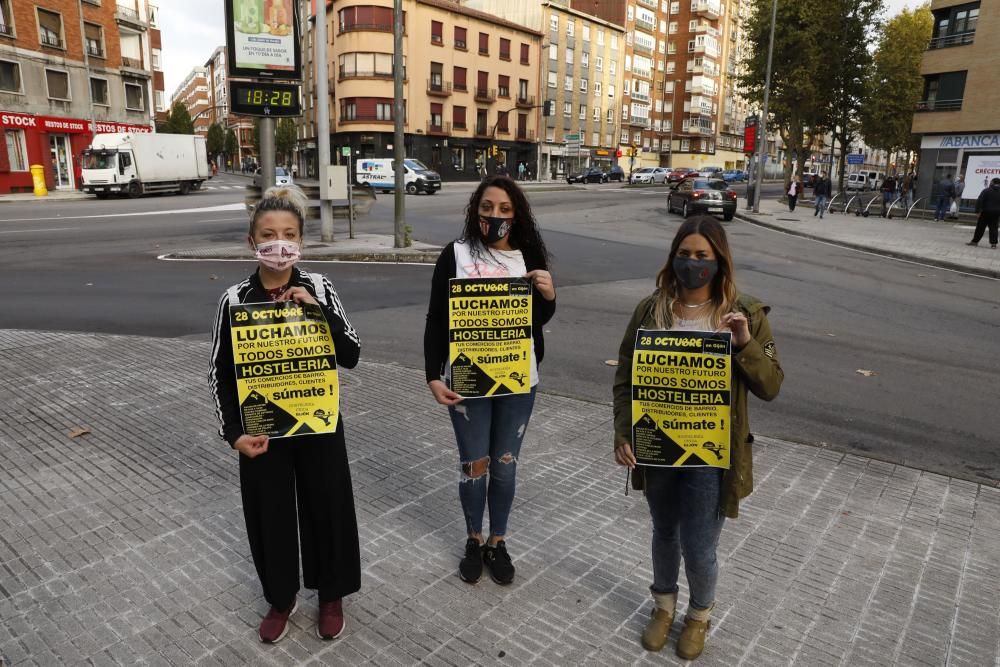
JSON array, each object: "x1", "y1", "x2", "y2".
[{"x1": 449, "y1": 240, "x2": 539, "y2": 388}]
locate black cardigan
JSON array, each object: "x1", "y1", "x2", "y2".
[{"x1": 423, "y1": 241, "x2": 556, "y2": 383}]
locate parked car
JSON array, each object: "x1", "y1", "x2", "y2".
[
  {"x1": 845, "y1": 173, "x2": 869, "y2": 192},
  {"x1": 801, "y1": 172, "x2": 818, "y2": 188},
  {"x1": 667, "y1": 167, "x2": 695, "y2": 183},
  {"x1": 605, "y1": 165, "x2": 625, "y2": 182},
  {"x1": 667, "y1": 177, "x2": 738, "y2": 221},
  {"x1": 631, "y1": 167, "x2": 669, "y2": 184},
  {"x1": 696, "y1": 166, "x2": 724, "y2": 177},
  {"x1": 253, "y1": 167, "x2": 294, "y2": 188},
  {"x1": 721, "y1": 169, "x2": 747, "y2": 183},
  {"x1": 567, "y1": 166, "x2": 607, "y2": 184}
]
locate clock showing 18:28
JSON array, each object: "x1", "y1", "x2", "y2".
[{"x1": 229, "y1": 81, "x2": 302, "y2": 117}]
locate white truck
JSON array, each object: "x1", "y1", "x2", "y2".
[
  {"x1": 355, "y1": 158, "x2": 442, "y2": 194},
  {"x1": 81, "y1": 133, "x2": 210, "y2": 198}
]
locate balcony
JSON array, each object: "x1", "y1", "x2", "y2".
[
  {"x1": 693, "y1": 24, "x2": 719, "y2": 36},
  {"x1": 340, "y1": 22, "x2": 394, "y2": 35},
  {"x1": 633, "y1": 42, "x2": 654, "y2": 56},
  {"x1": 426, "y1": 121, "x2": 451, "y2": 136},
  {"x1": 121, "y1": 56, "x2": 150, "y2": 75},
  {"x1": 637, "y1": 0, "x2": 657, "y2": 7},
  {"x1": 516, "y1": 94, "x2": 536, "y2": 108},
  {"x1": 40, "y1": 33, "x2": 63, "y2": 48},
  {"x1": 340, "y1": 113, "x2": 394, "y2": 124},
  {"x1": 631, "y1": 91, "x2": 651, "y2": 103},
  {"x1": 116, "y1": 5, "x2": 148, "y2": 30},
  {"x1": 928, "y1": 31, "x2": 975, "y2": 49},
  {"x1": 475, "y1": 87, "x2": 496, "y2": 102},
  {"x1": 629, "y1": 117, "x2": 651, "y2": 128},
  {"x1": 693, "y1": 0, "x2": 721, "y2": 20},
  {"x1": 87, "y1": 45, "x2": 105, "y2": 58},
  {"x1": 339, "y1": 67, "x2": 394, "y2": 81},
  {"x1": 916, "y1": 98, "x2": 962, "y2": 112},
  {"x1": 635, "y1": 18, "x2": 656, "y2": 34},
  {"x1": 474, "y1": 123, "x2": 490, "y2": 137},
  {"x1": 516, "y1": 129, "x2": 535, "y2": 142},
  {"x1": 427, "y1": 79, "x2": 452, "y2": 96}
]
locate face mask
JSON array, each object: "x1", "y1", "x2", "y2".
[
  {"x1": 479, "y1": 215, "x2": 513, "y2": 244},
  {"x1": 253, "y1": 239, "x2": 301, "y2": 271},
  {"x1": 673, "y1": 257, "x2": 718, "y2": 290}
]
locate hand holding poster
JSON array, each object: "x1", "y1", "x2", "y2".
[
  {"x1": 448, "y1": 278, "x2": 532, "y2": 398},
  {"x1": 631, "y1": 329, "x2": 732, "y2": 468},
  {"x1": 229, "y1": 301, "x2": 338, "y2": 437}
]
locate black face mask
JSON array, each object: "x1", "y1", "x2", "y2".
[
  {"x1": 479, "y1": 216, "x2": 513, "y2": 243},
  {"x1": 673, "y1": 257, "x2": 719, "y2": 290}
]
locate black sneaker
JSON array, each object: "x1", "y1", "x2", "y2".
[
  {"x1": 483, "y1": 541, "x2": 515, "y2": 585},
  {"x1": 459, "y1": 538, "x2": 484, "y2": 583}
]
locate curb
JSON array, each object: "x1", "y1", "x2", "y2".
[
  {"x1": 734, "y1": 211, "x2": 999, "y2": 279},
  {"x1": 0, "y1": 193, "x2": 94, "y2": 203},
  {"x1": 161, "y1": 245, "x2": 443, "y2": 264}
]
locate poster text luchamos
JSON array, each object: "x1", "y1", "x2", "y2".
[
  {"x1": 448, "y1": 278, "x2": 532, "y2": 398},
  {"x1": 229, "y1": 301, "x2": 339, "y2": 437},
  {"x1": 631, "y1": 329, "x2": 732, "y2": 468}
]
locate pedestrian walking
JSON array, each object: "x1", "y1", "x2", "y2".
[
  {"x1": 813, "y1": 173, "x2": 831, "y2": 219},
  {"x1": 612, "y1": 216, "x2": 783, "y2": 660},
  {"x1": 899, "y1": 171, "x2": 914, "y2": 211},
  {"x1": 934, "y1": 173, "x2": 955, "y2": 221},
  {"x1": 209, "y1": 186, "x2": 362, "y2": 644},
  {"x1": 967, "y1": 177, "x2": 1000, "y2": 249},
  {"x1": 880, "y1": 174, "x2": 897, "y2": 217},
  {"x1": 787, "y1": 177, "x2": 801, "y2": 211},
  {"x1": 949, "y1": 175, "x2": 965, "y2": 219},
  {"x1": 423, "y1": 175, "x2": 556, "y2": 586}
]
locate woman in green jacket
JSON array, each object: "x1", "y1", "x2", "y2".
[{"x1": 612, "y1": 216, "x2": 783, "y2": 660}]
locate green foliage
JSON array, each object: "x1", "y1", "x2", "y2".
[
  {"x1": 225, "y1": 128, "x2": 239, "y2": 160},
  {"x1": 276, "y1": 118, "x2": 297, "y2": 166},
  {"x1": 860, "y1": 6, "x2": 933, "y2": 158},
  {"x1": 162, "y1": 101, "x2": 194, "y2": 135},
  {"x1": 252, "y1": 119, "x2": 260, "y2": 154},
  {"x1": 206, "y1": 123, "x2": 225, "y2": 157}
]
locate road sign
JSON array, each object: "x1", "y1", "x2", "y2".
[
  {"x1": 341, "y1": 146, "x2": 351, "y2": 157},
  {"x1": 847, "y1": 153, "x2": 864, "y2": 165}
]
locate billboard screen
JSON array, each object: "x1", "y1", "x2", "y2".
[{"x1": 224, "y1": 0, "x2": 302, "y2": 80}]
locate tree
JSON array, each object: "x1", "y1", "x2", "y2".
[
  {"x1": 276, "y1": 118, "x2": 297, "y2": 167},
  {"x1": 860, "y1": 6, "x2": 933, "y2": 172},
  {"x1": 252, "y1": 119, "x2": 260, "y2": 155},
  {"x1": 225, "y1": 128, "x2": 239, "y2": 166},
  {"x1": 162, "y1": 101, "x2": 194, "y2": 135},
  {"x1": 206, "y1": 122, "x2": 225, "y2": 159}
]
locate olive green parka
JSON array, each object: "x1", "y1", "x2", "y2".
[{"x1": 612, "y1": 292, "x2": 784, "y2": 518}]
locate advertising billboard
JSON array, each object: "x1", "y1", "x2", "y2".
[{"x1": 224, "y1": 0, "x2": 302, "y2": 80}]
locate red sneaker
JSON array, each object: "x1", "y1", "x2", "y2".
[
  {"x1": 258, "y1": 600, "x2": 297, "y2": 643},
  {"x1": 317, "y1": 599, "x2": 345, "y2": 640}
]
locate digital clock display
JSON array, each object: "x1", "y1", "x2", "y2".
[{"x1": 229, "y1": 81, "x2": 302, "y2": 117}]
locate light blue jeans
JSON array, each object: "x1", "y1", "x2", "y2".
[
  {"x1": 645, "y1": 467, "x2": 725, "y2": 610},
  {"x1": 448, "y1": 388, "x2": 536, "y2": 537},
  {"x1": 814, "y1": 195, "x2": 828, "y2": 218}
]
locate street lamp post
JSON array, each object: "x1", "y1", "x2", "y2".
[
  {"x1": 667, "y1": 79, "x2": 680, "y2": 169},
  {"x1": 752, "y1": 0, "x2": 778, "y2": 214}
]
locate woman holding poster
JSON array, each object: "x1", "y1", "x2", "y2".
[
  {"x1": 209, "y1": 186, "x2": 362, "y2": 645},
  {"x1": 424, "y1": 175, "x2": 556, "y2": 586},
  {"x1": 612, "y1": 216, "x2": 783, "y2": 659}
]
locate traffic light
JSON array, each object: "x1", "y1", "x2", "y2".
[{"x1": 543, "y1": 100, "x2": 553, "y2": 117}]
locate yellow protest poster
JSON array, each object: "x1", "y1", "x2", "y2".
[
  {"x1": 229, "y1": 301, "x2": 339, "y2": 438},
  {"x1": 630, "y1": 329, "x2": 732, "y2": 468},
  {"x1": 448, "y1": 277, "x2": 532, "y2": 398}
]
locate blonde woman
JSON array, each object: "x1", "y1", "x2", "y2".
[{"x1": 612, "y1": 216, "x2": 783, "y2": 659}]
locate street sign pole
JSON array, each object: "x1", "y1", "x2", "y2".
[
  {"x1": 260, "y1": 116, "x2": 276, "y2": 191},
  {"x1": 753, "y1": 0, "x2": 778, "y2": 214},
  {"x1": 315, "y1": 0, "x2": 333, "y2": 241}
]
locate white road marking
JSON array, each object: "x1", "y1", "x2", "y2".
[
  {"x1": 157, "y1": 255, "x2": 435, "y2": 267},
  {"x1": 0, "y1": 202, "x2": 245, "y2": 223},
  {"x1": 0, "y1": 226, "x2": 75, "y2": 234}
]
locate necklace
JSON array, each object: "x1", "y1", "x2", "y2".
[{"x1": 679, "y1": 299, "x2": 711, "y2": 308}]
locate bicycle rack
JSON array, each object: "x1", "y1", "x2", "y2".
[
  {"x1": 860, "y1": 196, "x2": 880, "y2": 217},
  {"x1": 885, "y1": 196, "x2": 903, "y2": 219},
  {"x1": 827, "y1": 193, "x2": 843, "y2": 214},
  {"x1": 905, "y1": 197, "x2": 927, "y2": 220},
  {"x1": 844, "y1": 195, "x2": 860, "y2": 215}
]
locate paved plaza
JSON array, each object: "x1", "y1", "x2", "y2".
[{"x1": 1, "y1": 330, "x2": 998, "y2": 666}]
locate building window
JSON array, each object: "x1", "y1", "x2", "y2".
[
  {"x1": 45, "y1": 68, "x2": 70, "y2": 100},
  {"x1": 431, "y1": 20, "x2": 442, "y2": 44},
  {"x1": 37, "y1": 8, "x2": 63, "y2": 48},
  {"x1": 342, "y1": 100, "x2": 357, "y2": 120},
  {"x1": 430, "y1": 62, "x2": 443, "y2": 89},
  {"x1": 453, "y1": 105, "x2": 467, "y2": 129},
  {"x1": 549, "y1": 43, "x2": 557, "y2": 60},
  {"x1": 593, "y1": 106, "x2": 600, "y2": 120},
  {"x1": 124, "y1": 80, "x2": 145, "y2": 110},
  {"x1": 450, "y1": 146, "x2": 465, "y2": 169},
  {"x1": 520, "y1": 42, "x2": 530, "y2": 65},
  {"x1": 496, "y1": 110, "x2": 509, "y2": 133},
  {"x1": 155, "y1": 90, "x2": 165, "y2": 112},
  {"x1": 0, "y1": 1, "x2": 15, "y2": 38},
  {"x1": 607, "y1": 108, "x2": 614, "y2": 122},
  {"x1": 84, "y1": 22, "x2": 104, "y2": 58},
  {"x1": 430, "y1": 103, "x2": 443, "y2": 128},
  {"x1": 548, "y1": 72, "x2": 557, "y2": 88},
  {"x1": 581, "y1": 52, "x2": 589, "y2": 69},
  {"x1": 610, "y1": 60, "x2": 617, "y2": 76},
  {"x1": 594, "y1": 81, "x2": 602, "y2": 96},
  {"x1": 597, "y1": 29, "x2": 605, "y2": 45},
  {"x1": 339, "y1": 52, "x2": 396, "y2": 78},
  {"x1": 580, "y1": 79, "x2": 588, "y2": 92},
  {"x1": 608, "y1": 84, "x2": 615, "y2": 99},
  {"x1": 90, "y1": 77, "x2": 109, "y2": 105},
  {"x1": 478, "y1": 32, "x2": 489, "y2": 55},
  {"x1": 620, "y1": 130, "x2": 628, "y2": 143},
  {"x1": 546, "y1": 127, "x2": 555, "y2": 142},
  {"x1": 596, "y1": 55, "x2": 603, "y2": 71},
  {"x1": 582, "y1": 25, "x2": 590, "y2": 42},
  {"x1": 579, "y1": 104, "x2": 587, "y2": 120},
  {"x1": 591, "y1": 131, "x2": 599, "y2": 146},
  {"x1": 611, "y1": 34, "x2": 618, "y2": 50},
  {"x1": 918, "y1": 71, "x2": 967, "y2": 111},
  {"x1": 567, "y1": 19, "x2": 575, "y2": 37},
  {"x1": 0, "y1": 59, "x2": 21, "y2": 93},
  {"x1": 476, "y1": 109, "x2": 488, "y2": 134},
  {"x1": 563, "y1": 102, "x2": 572, "y2": 117},
  {"x1": 151, "y1": 48, "x2": 161, "y2": 70},
  {"x1": 376, "y1": 101, "x2": 393, "y2": 120},
  {"x1": 566, "y1": 48, "x2": 573, "y2": 64},
  {"x1": 564, "y1": 75, "x2": 573, "y2": 91},
  {"x1": 5, "y1": 129, "x2": 28, "y2": 171},
  {"x1": 454, "y1": 66, "x2": 467, "y2": 91},
  {"x1": 454, "y1": 26, "x2": 467, "y2": 49},
  {"x1": 338, "y1": 6, "x2": 396, "y2": 34},
  {"x1": 498, "y1": 75, "x2": 510, "y2": 98},
  {"x1": 500, "y1": 38, "x2": 511, "y2": 60},
  {"x1": 550, "y1": 15, "x2": 559, "y2": 32}
]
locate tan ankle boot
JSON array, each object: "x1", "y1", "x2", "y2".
[
  {"x1": 641, "y1": 592, "x2": 676, "y2": 652},
  {"x1": 676, "y1": 606, "x2": 712, "y2": 660}
]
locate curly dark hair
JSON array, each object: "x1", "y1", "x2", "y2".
[{"x1": 460, "y1": 175, "x2": 550, "y2": 269}]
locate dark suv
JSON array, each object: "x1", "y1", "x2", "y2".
[
  {"x1": 605, "y1": 165, "x2": 625, "y2": 182},
  {"x1": 567, "y1": 167, "x2": 607, "y2": 184}
]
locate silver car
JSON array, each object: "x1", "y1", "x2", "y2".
[
  {"x1": 631, "y1": 167, "x2": 669, "y2": 184},
  {"x1": 253, "y1": 167, "x2": 294, "y2": 188}
]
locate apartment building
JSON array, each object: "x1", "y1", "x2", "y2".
[
  {"x1": 203, "y1": 45, "x2": 254, "y2": 167},
  {"x1": 171, "y1": 66, "x2": 210, "y2": 135},
  {"x1": 465, "y1": 0, "x2": 625, "y2": 179},
  {"x1": 911, "y1": 0, "x2": 996, "y2": 204},
  {"x1": 0, "y1": 0, "x2": 164, "y2": 193},
  {"x1": 311, "y1": 0, "x2": 542, "y2": 181}
]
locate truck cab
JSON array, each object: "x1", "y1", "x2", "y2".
[{"x1": 81, "y1": 148, "x2": 138, "y2": 198}]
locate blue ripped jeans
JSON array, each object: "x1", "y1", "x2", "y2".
[
  {"x1": 644, "y1": 466, "x2": 726, "y2": 610},
  {"x1": 448, "y1": 388, "x2": 536, "y2": 537}
]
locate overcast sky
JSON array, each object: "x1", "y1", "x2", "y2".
[{"x1": 160, "y1": 0, "x2": 928, "y2": 102}]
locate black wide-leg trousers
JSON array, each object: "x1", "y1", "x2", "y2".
[{"x1": 238, "y1": 421, "x2": 361, "y2": 610}]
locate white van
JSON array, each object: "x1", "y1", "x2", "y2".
[
  {"x1": 846, "y1": 173, "x2": 868, "y2": 192},
  {"x1": 355, "y1": 158, "x2": 442, "y2": 194}
]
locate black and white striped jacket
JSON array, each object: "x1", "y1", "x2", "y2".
[{"x1": 209, "y1": 267, "x2": 361, "y2": 446}]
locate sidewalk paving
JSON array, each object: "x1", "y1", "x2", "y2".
[
  {"x1": 737, "y1": 198, "x2": 999, "y2": 279},
  {"x1": 1, "y1": 330, "x2": 998, "y2": 666}
]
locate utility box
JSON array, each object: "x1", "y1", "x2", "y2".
[{"x1": 320, "y1": 164, "x2": 348, "y2": 201}]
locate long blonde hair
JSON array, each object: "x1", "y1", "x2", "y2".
[{"x1": 652, "y1": 216, "x2": 738, "y2": 329}]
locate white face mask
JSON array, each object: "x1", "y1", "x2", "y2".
[{"x1": 253, "y1": 239, "x2": 301, "y2": 271}]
